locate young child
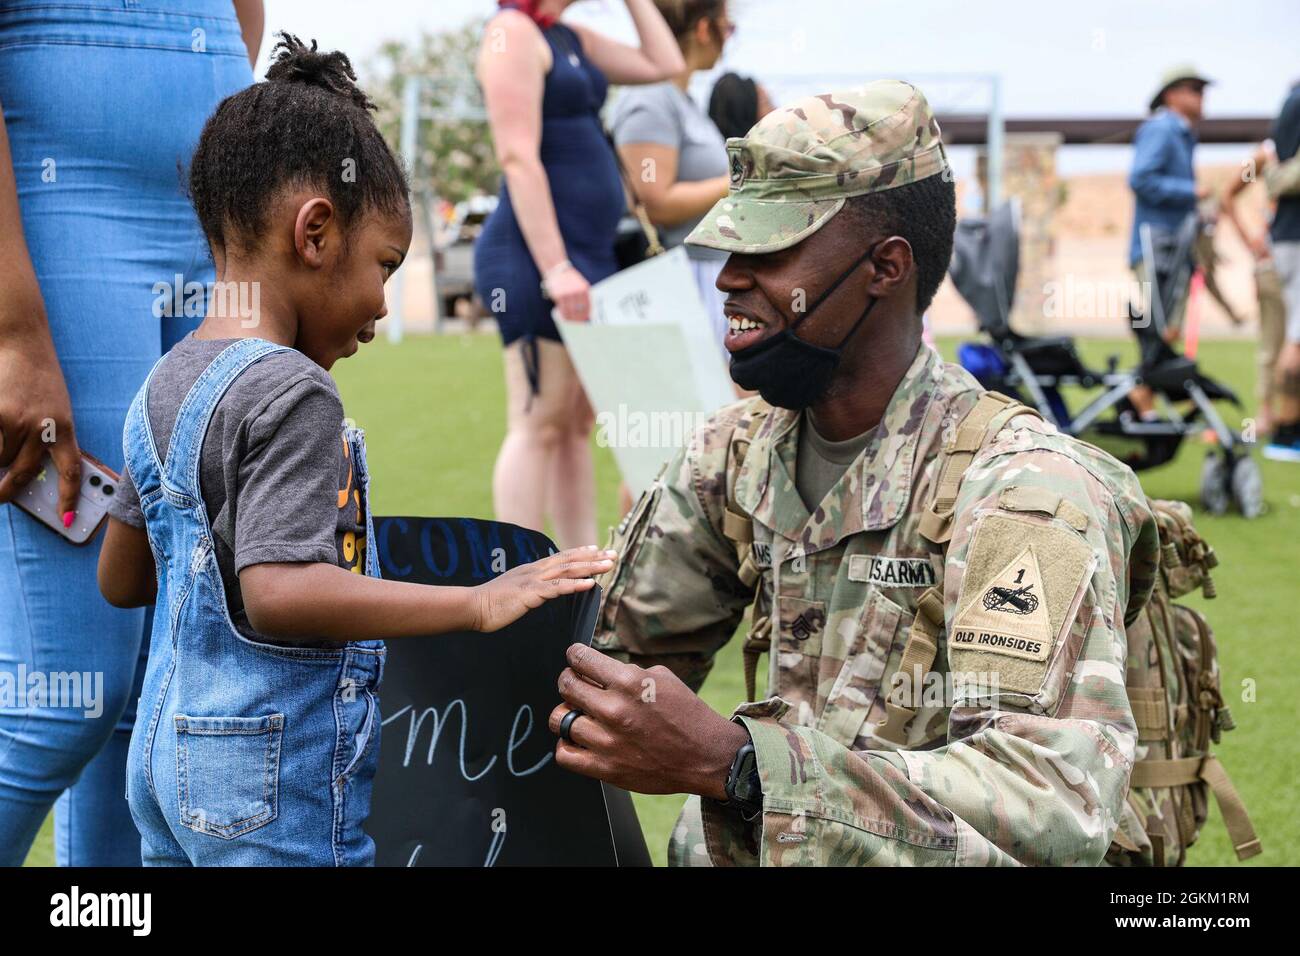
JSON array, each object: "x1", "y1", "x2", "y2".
[{"x1": 96, "y1": 34, "x2": 614, "y2": 867}]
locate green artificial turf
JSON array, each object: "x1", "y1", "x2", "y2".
[{"x1": 23, "y1": 333, "x2": 1297, "y2": 867}]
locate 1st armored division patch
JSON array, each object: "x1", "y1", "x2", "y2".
[
  {"x1": 949, "y1": 512, "x2": 1095, "y2": 696},
  {"x1": 951, "y1": 545, "x2": 1053, "y2": 661}
]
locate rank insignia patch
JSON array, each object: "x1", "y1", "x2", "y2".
[{"x1": 729, "y1": 147, "x2": 746, "y2": 186}]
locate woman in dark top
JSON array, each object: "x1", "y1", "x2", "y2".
[{"x1": 475, "y1": 0, "x2": 682, "y2": 548}]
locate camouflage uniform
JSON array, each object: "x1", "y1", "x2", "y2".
[{"x1": 594, "y1": 82, "x2": 1161, "y2": 866}]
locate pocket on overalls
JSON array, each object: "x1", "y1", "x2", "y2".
[
  {"x1": 335, "y1": 685, "x2": 378, "y2": 787},
  {"x1": 175, "y1": 714, "x2": 283, "y2": 840}
]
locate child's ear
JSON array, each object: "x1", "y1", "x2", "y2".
[{"x1": 293, "y1": 198, "x2": 336, "y2": 268}]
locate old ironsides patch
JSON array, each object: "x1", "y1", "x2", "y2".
[{"x1": 950, "y1": 545, "x2": 1054, "y2": 662}]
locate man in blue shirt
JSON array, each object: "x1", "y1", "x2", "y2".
[
  {"x1": 1129, "y1": 65, "x2": 1212, "y2": 339},
  {"x1": 1126, "y1": 66, "x2": 1212, "y2": 420}
]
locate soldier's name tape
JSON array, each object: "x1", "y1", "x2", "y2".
[
  {"x1": 848, "y1": 555, "x2": 936, "y2": 587},
  {"x1": 750, "y1": 542, "x2": 936, "y2": 588}
]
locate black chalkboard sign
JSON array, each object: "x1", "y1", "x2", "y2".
[{"x1": 369, "y1": 516, "x2": 651, "y2": 867}]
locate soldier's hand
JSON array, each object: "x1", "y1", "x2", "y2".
[
  {"x1": 549, "y1": 643, "x2": 750, "y2": 799},
  {"x1": 471, "y1": 547, "x2": 615, "y2": 632}
]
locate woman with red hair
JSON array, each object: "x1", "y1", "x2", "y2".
[{"x1": 475, "y1": 1, "x2": 683, "y2": 548}]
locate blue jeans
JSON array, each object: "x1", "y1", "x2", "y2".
[
  {"x1": 124, "y1": 339, "x2": 386, "y2": 866},
  {"x1": 0, "y1": 0, "x2": 252, "y2": 866}
]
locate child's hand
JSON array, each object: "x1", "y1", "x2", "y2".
[{"x1": 472, "y1": 546, "x2": 617, "y2": 632}]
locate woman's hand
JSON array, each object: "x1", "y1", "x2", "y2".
[
  {"x1": 0, "y1": 303, "x2": 81, "y2": 520},
  {"x1": 544, "y1": 265, "x2": 592, "y2": 323},
  {"x1": 472, "y1": 546, "x2": 616, "y2": 632},
  {"x1": 0, "y1": 111, "x2": 82, "y2": 521}
]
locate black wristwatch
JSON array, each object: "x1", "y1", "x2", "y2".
[{"x1": 722, "y1": 736, "x2": 762, "y2": 818}]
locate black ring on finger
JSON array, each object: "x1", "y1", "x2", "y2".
[{"x1": 559, "y1": 708, "x2": 584, "y2": 743}]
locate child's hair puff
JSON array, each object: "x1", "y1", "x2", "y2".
[{"x1": 189, "y1": 32, "x2": 409, "y2": 255}]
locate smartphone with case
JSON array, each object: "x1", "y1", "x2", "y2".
[{"x1": 0, "y1": 450, "x2": 120, "y2": 545}]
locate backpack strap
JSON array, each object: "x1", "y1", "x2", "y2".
[
  {"x1": 875, "y1": 391, "x2": 1040, "y2": 744},
  {"x1": 741, "y1": 616, "x2": 773, "y2": 707},
  {"x1": 1129, "y1": 755, "x2": 1262, "y2": 860},
  {"x1": 719, "y1": 410, "x2": 770, "y2": 703},
  {"x1": 1127, "y1": 685, "x2": 1172, "y2": 742},
  {"x1": 918, "y1": 390, "x2": 1041, "y2": 546},
  {"x1": 722, "y1": 409, "x2": 766, "y2": 583}
]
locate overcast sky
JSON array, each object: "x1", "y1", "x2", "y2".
[{"x1": 255, "y1": 0, "x2": 1300, "y2": 174}]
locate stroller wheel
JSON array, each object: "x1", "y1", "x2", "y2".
[
  {"x1": 1231, "y1": 454, "x2": 1266, "y2": 519},
  {"x1": 1200, "y1": 452, "x2": 1230, "y2": 516}
]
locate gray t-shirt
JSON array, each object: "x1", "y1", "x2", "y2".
[
  {"x1": 611, "y1": 82, "x2": 729, "y2": 261},
  {"x1": 110, "y1": 335, "x2": 364, "y2": 640},
  {"x1": 795, "y1": 412, "x2": 876, "y2": 511}
]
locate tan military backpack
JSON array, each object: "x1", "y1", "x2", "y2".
[
  {"x1": 722, "y1": 391, "x2": 1260, "y2": 865},
  {"x1": 1107, "y1": 500, "x2": 1261, "y2": 865}
]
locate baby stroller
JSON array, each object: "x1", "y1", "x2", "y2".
[{"x1": 948, "y1": 201, "x2": 1264, "y2": 518}]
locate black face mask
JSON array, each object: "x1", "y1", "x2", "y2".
[{"x1": 728, "y1": 242, "x2": 880, "y2": 410}]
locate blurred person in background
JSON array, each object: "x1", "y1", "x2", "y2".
[
  {"x1": 708, "y1": 70, "x2": 775, "y2": 140},
  {"x1": 1222, "y1": 81, "x2": 1300, "y2": 461},
  {"x1": 0, "y1": 0, "x2": 261, "y2": 865},
  {"x1": 1127, "y1": 64, "x2": 1211, "y2": 417},
  {"x1": 612, "y1": 0, "x2": 735, "y2": 357},
  {"x1": 1221, "y1": 139, "x2": 1287, "y2": 439},
  {"x1": 475, "y1": 0, "x2": 683, "y2": 547}
]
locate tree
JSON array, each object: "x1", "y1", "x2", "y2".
[{"x1": 364, "y1": 20, "x2": 500, "y2": 205}]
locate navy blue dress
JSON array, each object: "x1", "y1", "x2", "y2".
[{"x1": 474, "y1": 22, "x2": 625, "y2": 393}]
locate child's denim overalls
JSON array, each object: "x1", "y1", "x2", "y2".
[{"x1": 123, "y1": 338, "x2": 386, "y2": 866}]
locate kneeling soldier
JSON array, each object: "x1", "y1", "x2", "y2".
[{"x1": 549, "y1": 81, "x2": 1159, "y2": 866}]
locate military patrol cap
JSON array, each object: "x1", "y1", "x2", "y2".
[{"x1": 685, "y1": 80, "x2": 950, "y2": 255}]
